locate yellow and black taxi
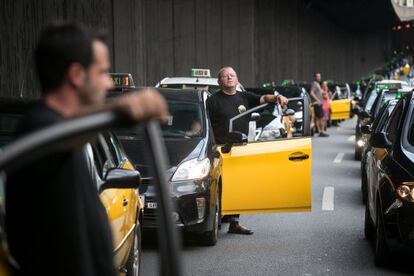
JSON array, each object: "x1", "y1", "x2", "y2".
[
  {"x1": 364, "y1": 91, "x2": 414, "y2": 266},
  {"x1": 155, "y1": 68, "x2": 246, "y2": 93},
  {"x1": 359, "y1": 87, "x2": 413, "y2": 194},
  {"x1": 0, "y1": 98, "x2": 143, "y2": 275},
  {"x1": 218, "y1": 93, "x2": 312, "y2": 217},
  {"x1": 115, "y1": 85, "x2": 312, "y2": 246},
  {"x1": 116, "y1": 88, "x2": 222, "y2": 245}
]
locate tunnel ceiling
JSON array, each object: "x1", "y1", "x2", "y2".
[{"x1": 307, "y1": 0, "x2": 400, "y2": 31}]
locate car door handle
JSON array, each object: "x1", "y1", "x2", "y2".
[
  {"x1": 122, "y1": 198, "x2": 129, "y2": 207},
  {"x1": 288, "y1": 152, "x2": 309, "y2": 161}
]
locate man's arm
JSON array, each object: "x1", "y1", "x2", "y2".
[
  {"x1": 77, "y1": 88, "x2": 169, "y2": 124},
  {"x1": 260, "y1": 94, "x2": 288, "y2": 106}
]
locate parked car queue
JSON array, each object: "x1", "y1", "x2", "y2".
[{"x1": 352, "y1": 77, "x2": 414, "y2": 267}]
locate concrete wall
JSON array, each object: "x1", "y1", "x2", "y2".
[{"x1": 1, "y1": 0, "x2": 389, "y2": 98}]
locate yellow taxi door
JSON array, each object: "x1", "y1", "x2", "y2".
[
  {"x1": 330, "y1": 98, "x2": 351, "y2": 120},
  {"x1": 220, "y1": 138, "x2": 311, "y2": 215},
  {"x1": 220, "y1": 101, "x2": 312, "y2": 215}
]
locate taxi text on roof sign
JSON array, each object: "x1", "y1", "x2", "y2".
[
  {"x1": 109, "y1": 73, "x2": 135, "y2": 91},
  {"x1": 190, "y1": 68, "x2": 211, "y2": 78}
]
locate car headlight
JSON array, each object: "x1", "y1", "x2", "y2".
[
  {"x1": 171, "y1": 158, "x2": 210, "y2": 182},
  {"x1": 357, "y1": 139, "x2": 364, "y2": 147},
  {"x1": 396, "y1": 182, "x2": 414, "y2": 202}
]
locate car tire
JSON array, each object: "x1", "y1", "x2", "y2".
[
  {"x1": 126, "y1": 219, "x2": 142, "y2": 276},
  {"x1": 364, "y1": 203, "x2": 374, "y2": 240},
  {"x1": 199, "y1": 190, "x2": 220, "y2": 246},
  {"x1": 374, "y1": 204, "x2": 389, "y2": 267}
]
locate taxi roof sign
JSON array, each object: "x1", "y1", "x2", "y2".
[
  {"x1": 376, "y1": 82, "x2": 402, "y2": 92},
  {"x1": 109, "y1": 73, "x2": 135, "y2": 92},
  {"x1": 190, "y1": 68, "x2": 211, "y2": 78}
]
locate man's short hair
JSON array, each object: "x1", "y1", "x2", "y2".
[
  {"x1": 35, "y1": 21, "x2": 106, "y2": 94},
  {"x1": 314, "y1": 72, "x2": 321, "y2": 77}
]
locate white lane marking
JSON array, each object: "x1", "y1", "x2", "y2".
[
  {"x1": 333, "y1": 152, "x2": 344, "y2": 163},
  {"x1": 348, "y1": 135, "x2": 355, "y2": 142},
  {"x1": 322, "y1": 187, "x2": 334, "y2": 211}
]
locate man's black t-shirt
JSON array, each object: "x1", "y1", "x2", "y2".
[
  {"x1": 6, "y1": 103, "x2": 117, "y2": 276},
  {"x1": 206, "y1": 90, "x2": 261, "y2": 144}
]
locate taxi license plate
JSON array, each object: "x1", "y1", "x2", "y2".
[{"x1": 146, "y1": 202, "x2": 157, "y2": 209}]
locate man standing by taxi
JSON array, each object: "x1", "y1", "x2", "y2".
[
  {"x1": 310, "y1": 72, "x2": 329, "y2": 137},
  {"x1": 206, "y1": 66, "x2": 288, "y2": 235},
  {"x1": 6, "y1": 22, "x2": 168, "y2": 275}
]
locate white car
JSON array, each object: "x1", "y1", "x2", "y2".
[{"x1": 155, "y1": 69, "x2": 246, "y2": 93}]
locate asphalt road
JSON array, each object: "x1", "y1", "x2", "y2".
[{"x1": 141, "y1": 117, "x2": 414, "y2": 276}]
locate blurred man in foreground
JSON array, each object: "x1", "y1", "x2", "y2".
[{"x1": 6, "y1": 22, "x2": 167, "y2": 275}]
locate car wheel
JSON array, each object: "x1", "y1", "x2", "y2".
[
  {"x1": 364, "y1": 203, "x2": 374, "y2": 240},
  {"x1": 374, "y1": 204, "x2": 389, "y2": 267},
  {"x1": 126, "y1": 219, "x2": 142, "y2": 276},
  {"x1": 199, "y1": 190, "x2": 220, "y2": 246}
]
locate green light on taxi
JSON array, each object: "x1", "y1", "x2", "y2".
[{"x1": 396, "y1": 92, "x2": 402, "y2": 99}]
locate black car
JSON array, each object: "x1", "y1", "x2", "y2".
[
  {"x1": 359, "y1": 88, "x2": 412, "y2": 179},
  {"x1": 360, "y1": 99, "x2": 397, "y2": 204},
  {"x1": 364, "y1": 92, "x2": 414, "y2": 266},
  {"x1": 115, "y1": 88, "x2": 221, "y2": 246}
]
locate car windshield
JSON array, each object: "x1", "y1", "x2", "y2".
[
  {"x1": 0, "y1": 113, "x2": 22, "y2": 148},
  {"x1": 162, "y1": 101, "x2": 204, "y2": 138}
]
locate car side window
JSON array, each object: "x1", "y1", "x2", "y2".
[
  {"x1": 385, "y1": 100, "x2": 404, "y2": 143},
  {"x1": 92, "y1": 134, "x2": 116, "y2": 178}
]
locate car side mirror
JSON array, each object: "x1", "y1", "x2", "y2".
[
  {"x1": 359, "y1": 110, "x2": 371, "y2": 119},
  {"x1": 369, "y1": 132, "x2": 392, "y2": 149},
  {"x1": 283, "y1": 109, "x2": 295, "y2": 116},
  {"x1": 221, "y1": 131, "x2": 248, "y2": 154},
  {"x1": 250, "y1": 112, "x2": 261, "y2": 121},
  {"x1": 99, "y1": 168, "x2": 141, "y2": 193},
  {"x1": 360, "y1": 125, "x2": 371, "y2": 135}
]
